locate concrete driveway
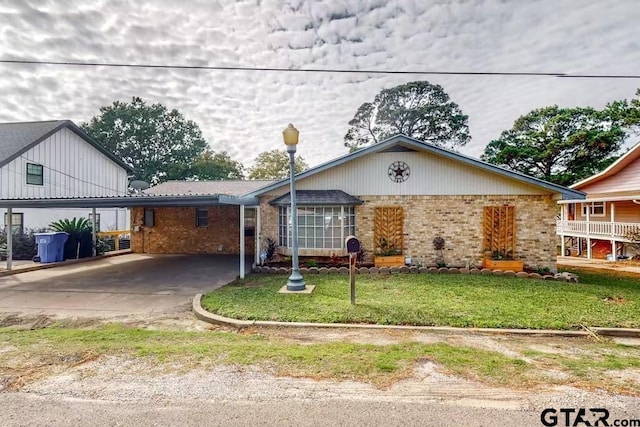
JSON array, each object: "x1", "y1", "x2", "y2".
[{"x1": 0, "y1": 254, "x2": 241, "y2": 318}]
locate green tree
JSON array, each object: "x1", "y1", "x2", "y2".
[
  {"x1": 605, "y1": 88, "x2": 640, "y2": 130},
  {"x1": 344, "y1": 81, "x2": 470, "y2": 151},
  {"x1": 248, "y1": 149, "x2": 308, "y2": 179},
  {"x1": 482, "y1": 106, "x2": 628, "y2": 186},
  {"x1": 82, "y1": 97, "x2": 209, "y2": 185},
  {"x1": 167, "y1": 149, "x2": 244, "y2": 181}
]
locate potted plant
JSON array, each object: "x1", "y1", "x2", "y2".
[
  {"x1": 482, "y1": 250, "x2": 524, "y2": 272},
  {"x1": 374, "y1": 237, "x2": 404, "y2": 267}
]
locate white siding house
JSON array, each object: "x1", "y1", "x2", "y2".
[{"x1": 0, "y1": 120, "x2": 133, "y2": 232}]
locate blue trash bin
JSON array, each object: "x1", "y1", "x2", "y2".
[{"x1": 35, "y1": 232, "x2": 69, "y2": 263}]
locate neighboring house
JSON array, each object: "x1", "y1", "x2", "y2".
[
  {"x1": 129, "y1": 135, "x2": 583, "y2": 272},
  {"x1": 557, "y1": 141, "x2": 640, "y2": 259},
  {"x1": 0, "y1": 120, "x2": 133, "y2": 233}
]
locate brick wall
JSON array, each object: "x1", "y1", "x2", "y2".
[
  {"x1": 259, "y1": 196, "x2": 280, "y2": 248},
  {"x1": 356, "y1": 195, "x2": 557, "y2": 270},
  {"x1": 130, "y1": 206, "x2": 254, "y2": 255},
  {"x1": 258, "y1": 194, "x2": 557, "y2": 270}
]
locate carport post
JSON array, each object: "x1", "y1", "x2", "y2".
[
  {"x1": 6, "y1": 207, "x2": 12, "y2": 271},
  {"x1": 239, "y1": 204, "x2": 245, "y2": 279},
  {"x1": 91, "y1": 207, "x2": 97, "y2": 257},
  {"x1": 254, "y1": 206, "x2": 261, "y2": 267}
]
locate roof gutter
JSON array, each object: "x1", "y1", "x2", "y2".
[
  {"x1": 0, "y1": 194, "x2": 260, "y2": 208},
  {"x1": 557, "y1": 194, "x2": 640, "y2": 204}
]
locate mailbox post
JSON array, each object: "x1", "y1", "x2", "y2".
[{"x1": 345, "y1": 235, "x2": 360, "y2": 305}]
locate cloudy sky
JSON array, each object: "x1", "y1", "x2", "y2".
[{"x1": 1, "y1": 0, "x2": 639, "y2": 169}]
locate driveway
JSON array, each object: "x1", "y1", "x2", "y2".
[{"x1": 0, "y1": 254, "x2": 241, "y2": 318}]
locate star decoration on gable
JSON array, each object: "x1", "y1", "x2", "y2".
[{"x1": 388, "y1": 161, "x2": 410, "y2": 183}]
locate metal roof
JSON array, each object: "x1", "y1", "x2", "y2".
[
  {"x1": 269, "y1": 190, "x2": 363, "y2": 206},
  {"x1": 0, "y1": 120, "x2": 134, "y2": 174},
  {"x1": 146, "y1": 179, "x2": 276, "y2": 196},
  {"x1": 243, "y1": 134, "x2": 586, "y2": 200},
  {"x1": 0, "y1": 193, "x2": 259, "y2": 208}
]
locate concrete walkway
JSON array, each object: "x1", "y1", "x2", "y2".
[
  {"x1": 557, "y1": 256, "x2": 640, "y2": 274},
  {"x1": 0, "y1": 254, "x2": 241, "y2": 318}
]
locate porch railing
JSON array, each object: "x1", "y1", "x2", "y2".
[
  {"x1": 556, "y1": 220, "x2": 640, "y2": 240},
  {"x1": 96, "y1": 230, "x2": 131, "y2": 252}
]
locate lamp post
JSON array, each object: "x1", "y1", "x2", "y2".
[{"x1": 283, "y1": 123, "x2": 305, "y2": 291}]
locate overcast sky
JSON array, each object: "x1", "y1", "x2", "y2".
[{"x1": 1, "y1": 0, "x2": 639, "y2": 168}]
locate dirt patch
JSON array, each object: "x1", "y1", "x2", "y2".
[
  {"x1": 0, "y1": 314, "x2": 103, "y2": 330},
  {"x1": 253, "y1": 326, "x2": 423, "y2": 346},
  {"x1": 0, "y1": 350, "x2": 100, "y2": 392},
  {"x1": 603, "y1": 297, "x2": 627, "y2": 305}
]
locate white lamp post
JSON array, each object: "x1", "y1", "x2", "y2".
[{"x1": 283, "y1": 123, "x2": 305, "y2": 291}]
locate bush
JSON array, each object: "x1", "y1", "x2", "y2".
[
  {"x1": 50, "y1": 217, "x2": 94, "y2": 260},
  {"x1": 262, "y1": 237, "x2": 277, "y2": 262},
  {"x1": 0, "y1": 228, "x2": 46, "y2": 260}
]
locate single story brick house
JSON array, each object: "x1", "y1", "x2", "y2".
[{"x1": 129, "y1": 134, "x2": 584, "y2": 275}]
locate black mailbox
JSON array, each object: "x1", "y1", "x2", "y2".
[{"x1": 345, "y1": 235, "x2": 360, "y2": 253}]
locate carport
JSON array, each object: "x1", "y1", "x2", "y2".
[{"x1": 0, "y1": 193, "x2": 259, "y2": 278}]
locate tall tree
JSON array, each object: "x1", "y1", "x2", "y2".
[
  {"x1": 248, "y1": 149, "x2": 308, "y2": 179},
  {"x1": 604, "y1": 88, "x2": 640, "y2": 131},
  {"x1": 344, "y1": 81, "x2": 470, "y2": 151},
  {"x1": 481, "y1": 106, "x2": 627, "y2": 186},
  {"x1": 82, "y1": 97, "x2": 209, "y2": 185},
  {"x1": 166, "y1": 149, "x2": 244, "y2": 181}
]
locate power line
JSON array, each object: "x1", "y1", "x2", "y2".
[
  {"x1": 2, "y1": 59, "x2": 640, "y2": 79},
  {"x1": 19, "y1": 155, "x2": 129, "y2": 196}
]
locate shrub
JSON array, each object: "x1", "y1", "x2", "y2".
[
  {"x1": 50, "y1": 217, "x2": 94, "y2": 260},
  {"x1": 433, "y1": 236, "x2": 446, "y2": 266},
  {"x1": 355, "y1": 245, "x2": 368, "y2": 266},
  {"x1": 262, "y1": 237, "x2": 277, "y2": 262},
  {"x1": 0, "y1": 228, "x2": 45, "y2": 260},
  {"x1": 376, "y1": 237, "x2": 401, "y2": 256}
]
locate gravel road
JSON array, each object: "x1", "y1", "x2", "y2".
[{"x1": 2, "y1": 356, "x2": 638, "y2": 427}]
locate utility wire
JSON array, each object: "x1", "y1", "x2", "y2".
[
  {"x1": 19, "y1": 155, "x2": 129, "y2": 196},
  {"x1": 2, "y1": 59, "x2": 640, "y2": 79}
]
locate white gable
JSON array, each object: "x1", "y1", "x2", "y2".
[
  {"x1": 0, "y1": 127, "x2": 129, "y2": 198},
  {"x1": 296, "y1": 150, "x2": 550, "y2": 196}
]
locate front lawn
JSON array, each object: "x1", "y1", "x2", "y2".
[{"x1": 201, "y1": 268, "x2": 640, "y2": 330}]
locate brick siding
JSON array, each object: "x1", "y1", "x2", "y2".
[
  {"x1": 258, "y1": 194, "x2": 557, "y2": 270},
  {"x1": 130, "y1": 206, "x2": 254, "y2": 255}
]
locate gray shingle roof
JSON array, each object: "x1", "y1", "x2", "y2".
[
  {"x1": 269, "y1": 190, "x2": 363, "y2": 206},
  {"x1": 145, "y1": 180, "x2": 277, "y2": 196},
  {"x1": 0, "y1": 120, "x2": 134, "y2": 173},
  {"x1": 0, "y1": 120, "x2": 65, "y2": 165}
]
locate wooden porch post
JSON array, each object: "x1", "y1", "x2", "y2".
[
  {"x1": 611, "y1": 202, "x2": 616, "y2": 260},
  {"x1": 586, "y1": 203, "x2": 591, "y2": 259},
  {"x1": 239, "y1": 204, "x2": 245, "y2": 279},
  {"x1": 560, "y1": 203, "x2": 565, "y2": 257}
]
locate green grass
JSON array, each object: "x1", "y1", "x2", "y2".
[
  {"x1": 201, "y1": 268, "x2": 640, "y2": 329},
  {"x1": 0, "y1": 324, "x2": 527, "y2": 388},
  {"x1": 522, "y1": 342, "x2": 640, "y2": 394}
]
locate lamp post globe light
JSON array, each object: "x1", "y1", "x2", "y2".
[{"x1": 283, "y1": 123, "x2": 305, "y2": 291}]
